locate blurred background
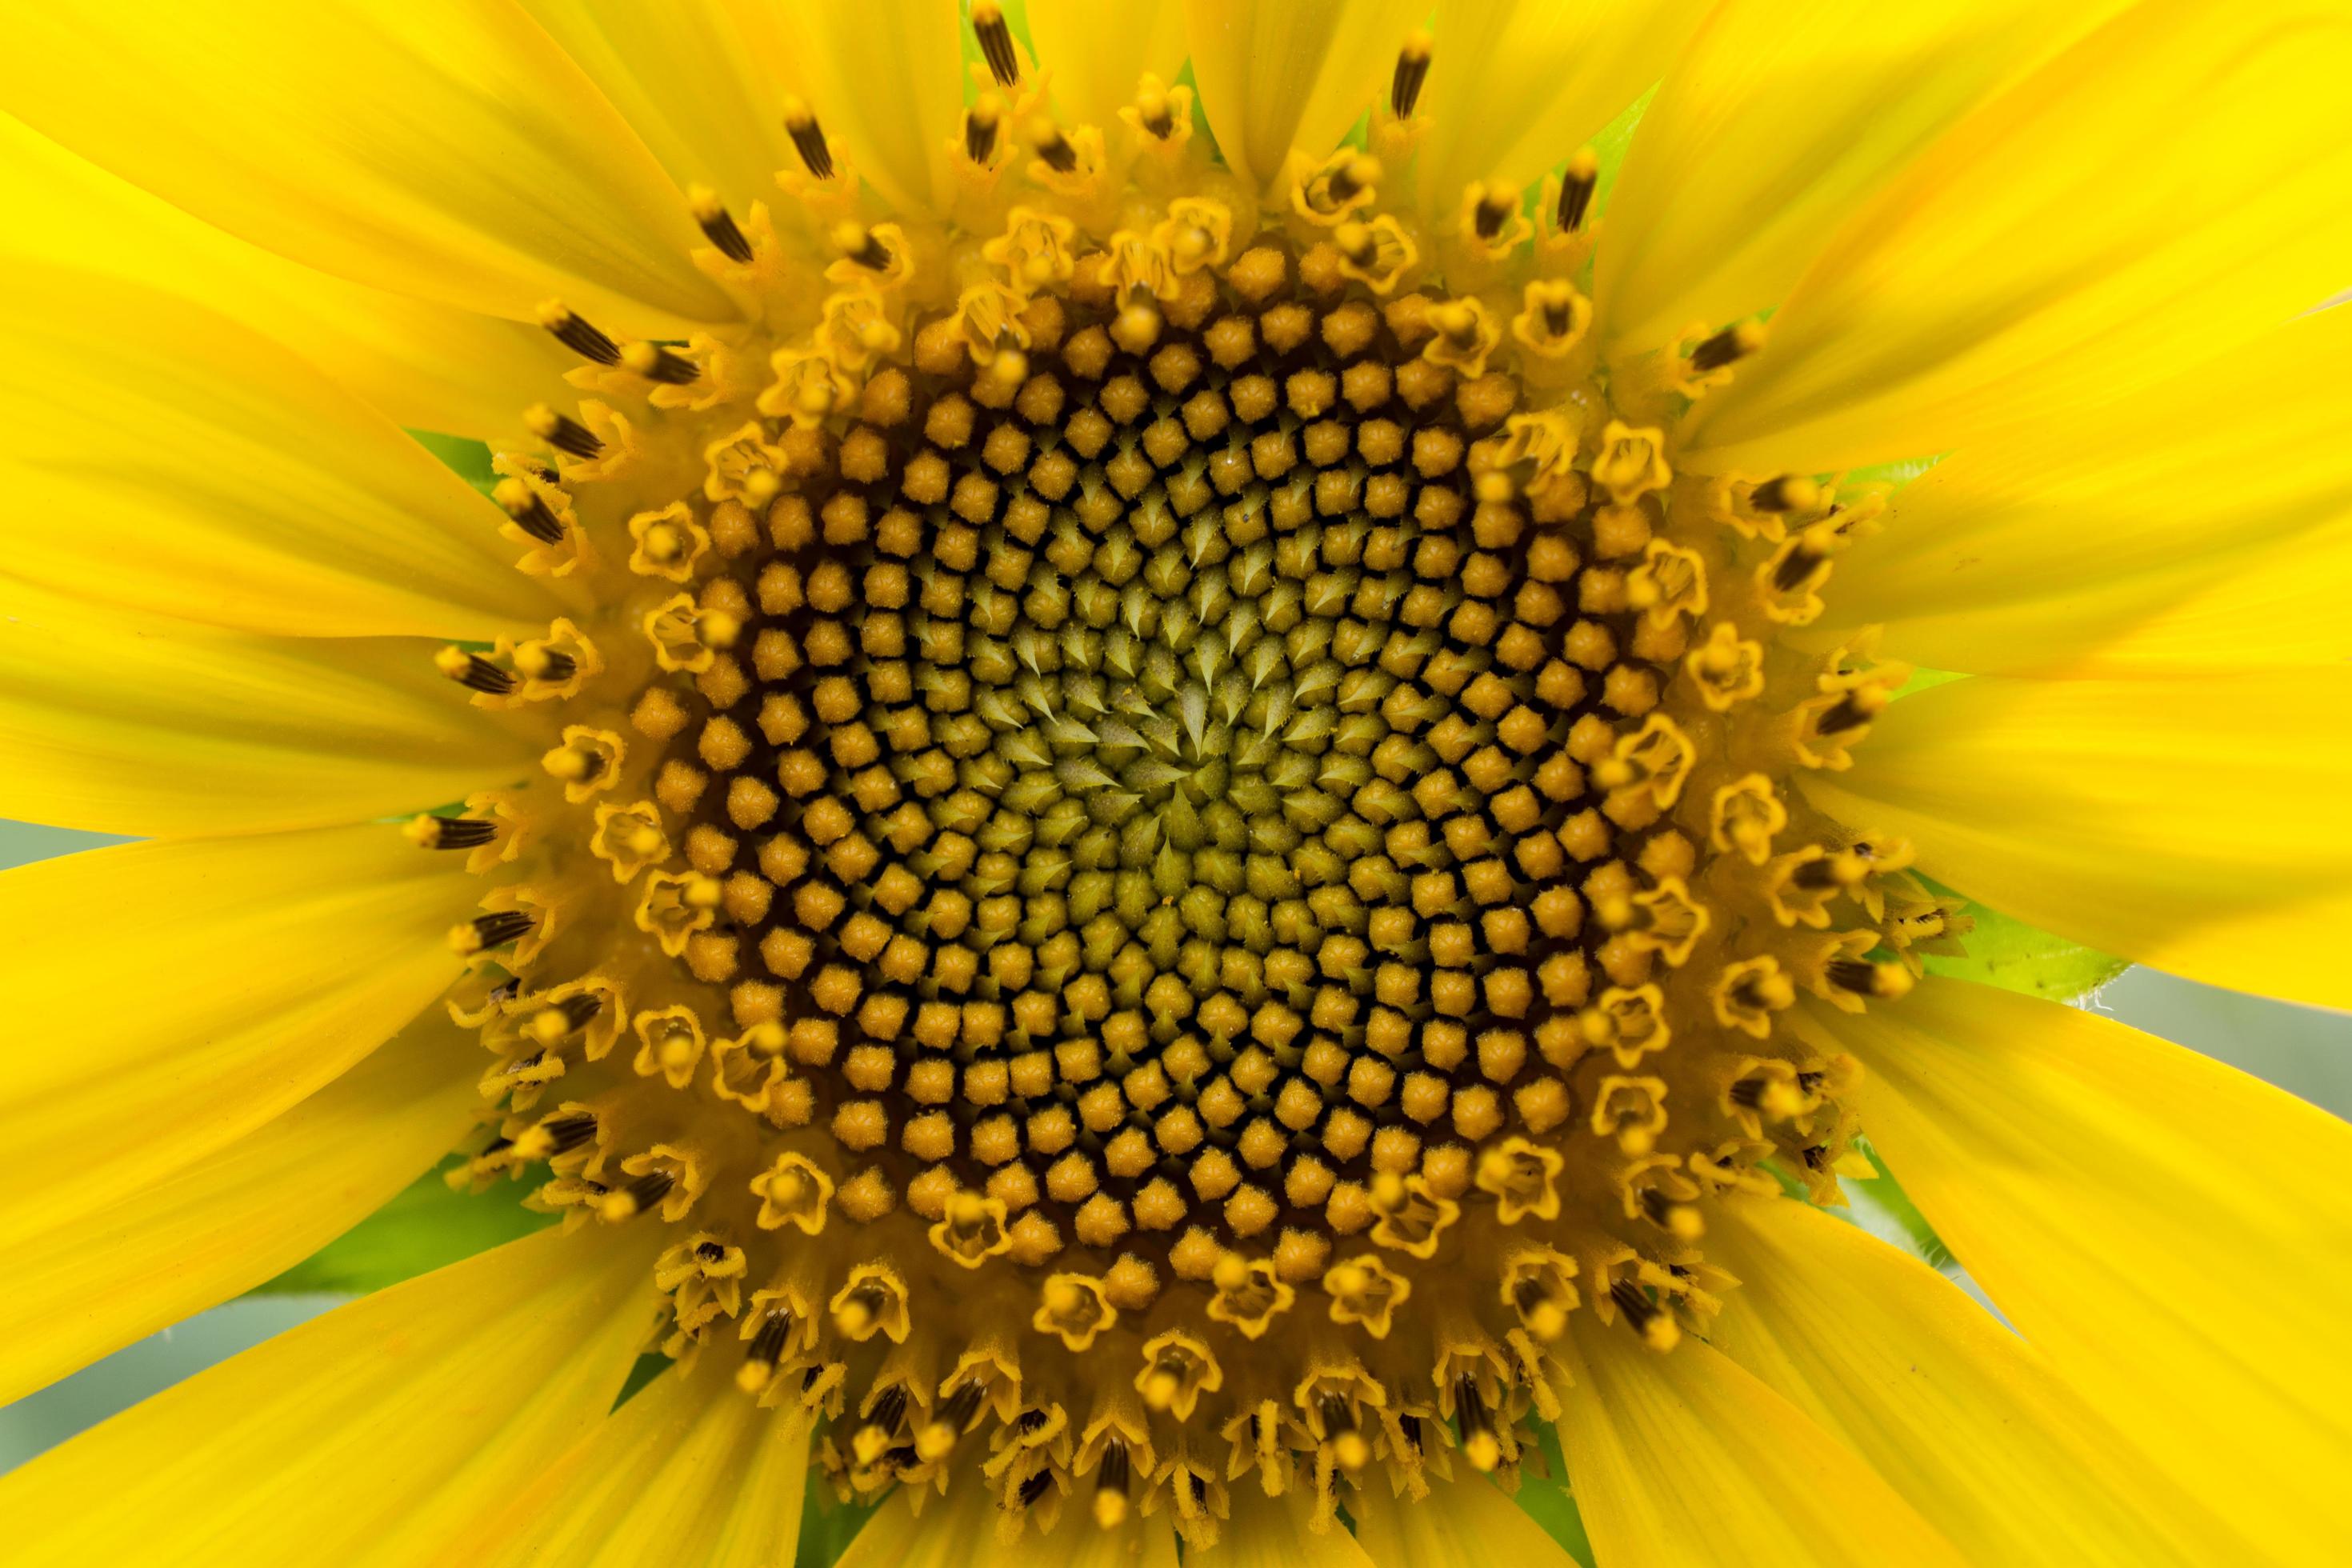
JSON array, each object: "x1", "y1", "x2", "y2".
[{"x1": 5, "y1": 816, "x2": 2346, "y2": 1474}]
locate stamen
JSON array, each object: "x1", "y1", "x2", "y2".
[
  {"x1": 449, "y1": 910, "x2": 533, "y2": 955},
  {"x1": 433, "y1": 646, "x2": 515, "y2": 695},
  {"x1": 1029, "y1": 118, "x2": 1079, "y2": 175},
  {"x1": 1093, "y1": 1442, "x2": 1131, "y2": 1528},
  {"x1": 514, "y1": 642, "x2": 577, "y2": 683},
  {"x1": 687, "y1": 185, "x2": 754, "y2": 263},
  {"x1": 1750, "y1": 474, "x2": 1821, "y2": 514},
  {"x1": 1390, "y1": 30, "x2": 1433, "y2": 118},
  {"x1": 491, "y1": 477, "x2": 564, "y2": 544},
  {"x1": 403, "y1": 814, "x2": 496, "y2": 850},
  {"x1": 1556, "y1": 146, "x2": 1599, "y2": 232},
  {"x1": 972, "y1": 2, "x2": 1019, "y2": 86},
  {"x1": 830, "y1": 222, "x2": 895, "y2": 273},
  {"x1": 620, "y1": 340, "x2": 698, "y2": 386},
  {"x1": 1689, "y1": 319, "x2": 1766, "y2": 374},
  {"x1": 523, "y1": 404, "x2": 602, "y2": 460},
  {"x1": 1473, "y1": 182, "x2": 1518, "y2": 240},
  {"x1": 966, "y1": 95, "x2": 1002, "y2": 164},
  {"x1": 782, "y1": 95, "x2": 834, "y2": 178},
  {"x1": 534, "y1": 300, "x2": 618, "y2": 366}
]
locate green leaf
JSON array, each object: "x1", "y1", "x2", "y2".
[
  {"x1": 251, "y1": 1159, "x2": 556, "y2": 1296},
  {"x1": 797, "y1": 1466, "x2": 880, "y2": 1568},
  {"x1": 1920, "y1": 878, "x2": 2129, "y2": 1002},
  {"x1": 1522, "y1": 1423, "x2": 1599, "y2": 1568},
  {"x1": 407, "y1": 428, "x2": 498, "y2": 494}
]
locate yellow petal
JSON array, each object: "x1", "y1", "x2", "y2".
[
  {"x1": 838, "y1": 1482, "x2": 1179, "y2": 1567},
  {"x1": 1, "y1": 266, "x2": 554, "y2": 640},
  {"x1": 1802, "y1": 670, "x2": 2352, "y2": 1008},
  {"x1": 1028, "y1": 0, "x2": 1189, "y2": 137},
  {"x1": 1557, "y1": 1310, "x2": 1964, "y2": 1568},
  {"x1": 516, "y1": 1, "x2": 805, "y2": 215},
  {"x1": 0, "y1": 111, "x2": 568, "y2": 442},
  {"x1": 1822, "y1": 306, "x2": 2352, "y2": 674},
  {"x1": 0, "y1": 0, "x2": 732, "y2": 334},
  {"x1": 0, "y1": 826, "x2": 470, "y2": 1246},
  {"x1": 0, "y1": 1007, "x2": 476, "y2": 1408},
  {"x1": 1352, "y1": 1469, "x2": 1577, "y2": 1568},
  {"x1": 1415, "y1": 0, "x2": 1709, "y2": 222},
  {"x1": 1182, "y1": 0, "x2": 1423, "y2": 198},
  {"x1": 1598, "y1": 0, "x2": 2118, "y2": 354},
  {"x1": 0, "y1": 1227, "x2": 654, "y2": 1566},
  {"x1": 1682, "y1": 0, "x2": 2352, "y2": 473},
  {"x1": 0, "y1": 580, "x2": 529, "y2": 837},
  {"x1": 786, "y1": 0, "x2": 966, "y2": 218},
  {"x1": 1707, "y1": 1194, "x2": 2249, "y2": 1565},
  {"x1": 466, "y1": 1354, "x2": 810, "y2": 1568},
  {"x1": 1194, "y1": 1485, "x2": 1370, "y2": 1566},
  {"x1": 1802, "y1": 978, "x2": 2352, "y2": 1566}
]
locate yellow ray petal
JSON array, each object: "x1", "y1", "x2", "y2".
[
  {"x1": 1415, "y1": 0, "x2": 1709, "y2": 224},
  {"x1": 0, "y1": 826, "x2": 470, "y2": 1246},
  {"x1": 1597, "y1": 0, "x2": 2118, "y2": 354},
  {"x1": 1707, "y1": 1194, "x2": 2249, "y2": 1565},
  {"x1": 0, "y1": 112, "x2": 567, "y2": 442},
  {"x1": 517, "y1": 1, "x2": 804, "y2": 215},
  {"x1": 1, "y1": 266, "x2": 554, "y2": 640},
  {"x1": 0, "y1": 1007, "x2": 477, "y2": 1408},
  {"x1": 1682, "y1": 0, "x2": 2352, "y2": 473},
  {"x1": 0, "y1": 0, "x2": 731, "y2": 335},
  {"x1": 1558, "y1": 1311, "x2": 1964, "y2": 1568},
  {"x1": 1028, "y1": 0, "x2": 1189, "y2": 138},
  {"x1": 1802, "y1": 670, "x2": 2352, "y2": 1009},
  {"x1": 1822, "y1": 306, "x2": 2352, "y2": 674},
  {"x1": 837, "y1": 1481, "x2": 1179, "y2": 1567},
  {"x1": 0, "y1": 1226, "x2": 655, "y2": 1566},
  {"x1": 0, "y1": 132, "x2": 550, "y2": 442},
  {"x1": 1352, "y1": 1468, "x2": 1577, "y2": 1568},
  {"x1": 1800, "y1": 978, "x2": 2352, "y2": 1566},
  {"x1": 1193, "y1": 1485, "x2": 1370, "y2": 1566},
  {"x1": 1182, "y1": 0, "x2": 1423, "y2": 198},
  {"x1": 0, "y1": 581, "x2": 530, "y2": 837},
  {"x1": 459, "y1": 1354, "x2": 810, "y2": 1568},
  {"x1": 783, "y1": 0, "x2": 965, "y2": 218}
]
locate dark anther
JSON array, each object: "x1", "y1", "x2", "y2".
[
  {"x1": 747, "y1": 1310, "x2": 793, "y2": 1366},
  {"x1": 1690, "y1": 321, "x2": 1762, "y2": 374},
  {"x1": 622, "y1": 341, "x2": 699, "y2": 385},
  {"x1": 1390, "y1": 32, "x2": 1432, "y2": 118},
  {"x1": 1640, "y1": 1187, "x2": 1676, "y2": 1226},
  {"x1": 869, "y1": 1385, "x2": 909, "y2": 1434},
  {"x1": 1098, "y1": 1442, "x2": 1131, "y2": 1496},
  {"x1": 438, "y1": 649, "x2": 516, "y2": 695},
  {"x1": 1796, "y1": 1070, "x2": 1826, "y2": 1094},
  {"x1": 422, "y1": 816, "x2": 498, "y2": 850},
  {"x1": 1773, "y1": 542, "x2": 1826, "y2": 593},
  {"x1": 966, "y1": 101, "x2": 1001, "y2": 165},
  {"x1": 1816, "y1": 695, "x2": 1873, "y2": 736},
  {"x1": 492, "y1": 478, "x2": 564, "y2": 544},
  {"x1": 1454, "y1": 1374, "x2": 1491, "y2": 1437},
  {"x1": 522, "y1": 646, "x2": 578, "y2": 683},
  {"x1": 1402, "y1": 1414, "x2": 1426, "y2": 1455},
  {"x1": 1557, "y1": 148, "x2": 1599, "y2": 232},
  {"x1": 690, "y1": 189, "x2": 755, "y2": 263},
  {"x1": 938, "y1": 1380, "x2": 986, "y2": 1432},
  {"x1": 1610, "y1": 1278, "x2": 1659, "y2": 1330},
  {"x1": 1033, "y1": 123, "x2": 1079, "y2": 174},
  {"x1": 1015, "y1": 1408, "x2": 1050, "y2": 1435},
  {"x1": 1018, "y1": 1470, "x2": 1054, "y2": 1508},
  {"x1": 694, "y1": 1239, "x2": 727, "y2": 1263},
  {"x1": 525, "y1": 405, "x2": 602, "y2": 460},
  {"x1": 973, "y1": 2, "x2": 1019, "y2": 86},
  {"x1": 479, "y1": 1136, "x2": 514, "y2": 1158},
  {"x1": 1750, "y1": 474, "x2": 1818, "y2": 513},
  {"x1": 537, "y1": 302, "x2": 618, "y2": 366},
  {"x1": 842, "y1": 226, "x2": 895, "y2": 272},
  {"x1": 466, "y1": 910, "x2": 535, "y2": 950},
  {"x1": 1474, "y1": 187, "x2": 1515, "y2": 240},
  {"x1": 624, "y1": 1169, "x2": 675, "y2": 1212},
  {"x1": 1728, "y1": 1077, "x2": 1766, "y2": 1110},
  {"x1": 542, "y1": 1113, "x2": 598, "y2": 1154},
  {"x1": 784, "y1": 98, "x2": 835, "y2": 179},
  {"x1": 1802, "y1": 1144, "x2": 1830, "y2": 1170}
]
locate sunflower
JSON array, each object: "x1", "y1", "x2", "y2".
[{"x1": 3, "y1": 0, "x2": 2350, "y2": 1562}]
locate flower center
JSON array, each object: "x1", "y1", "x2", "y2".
[{"x1": 422, "y1": 33, "x2": 1946, "y2": 1550}]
